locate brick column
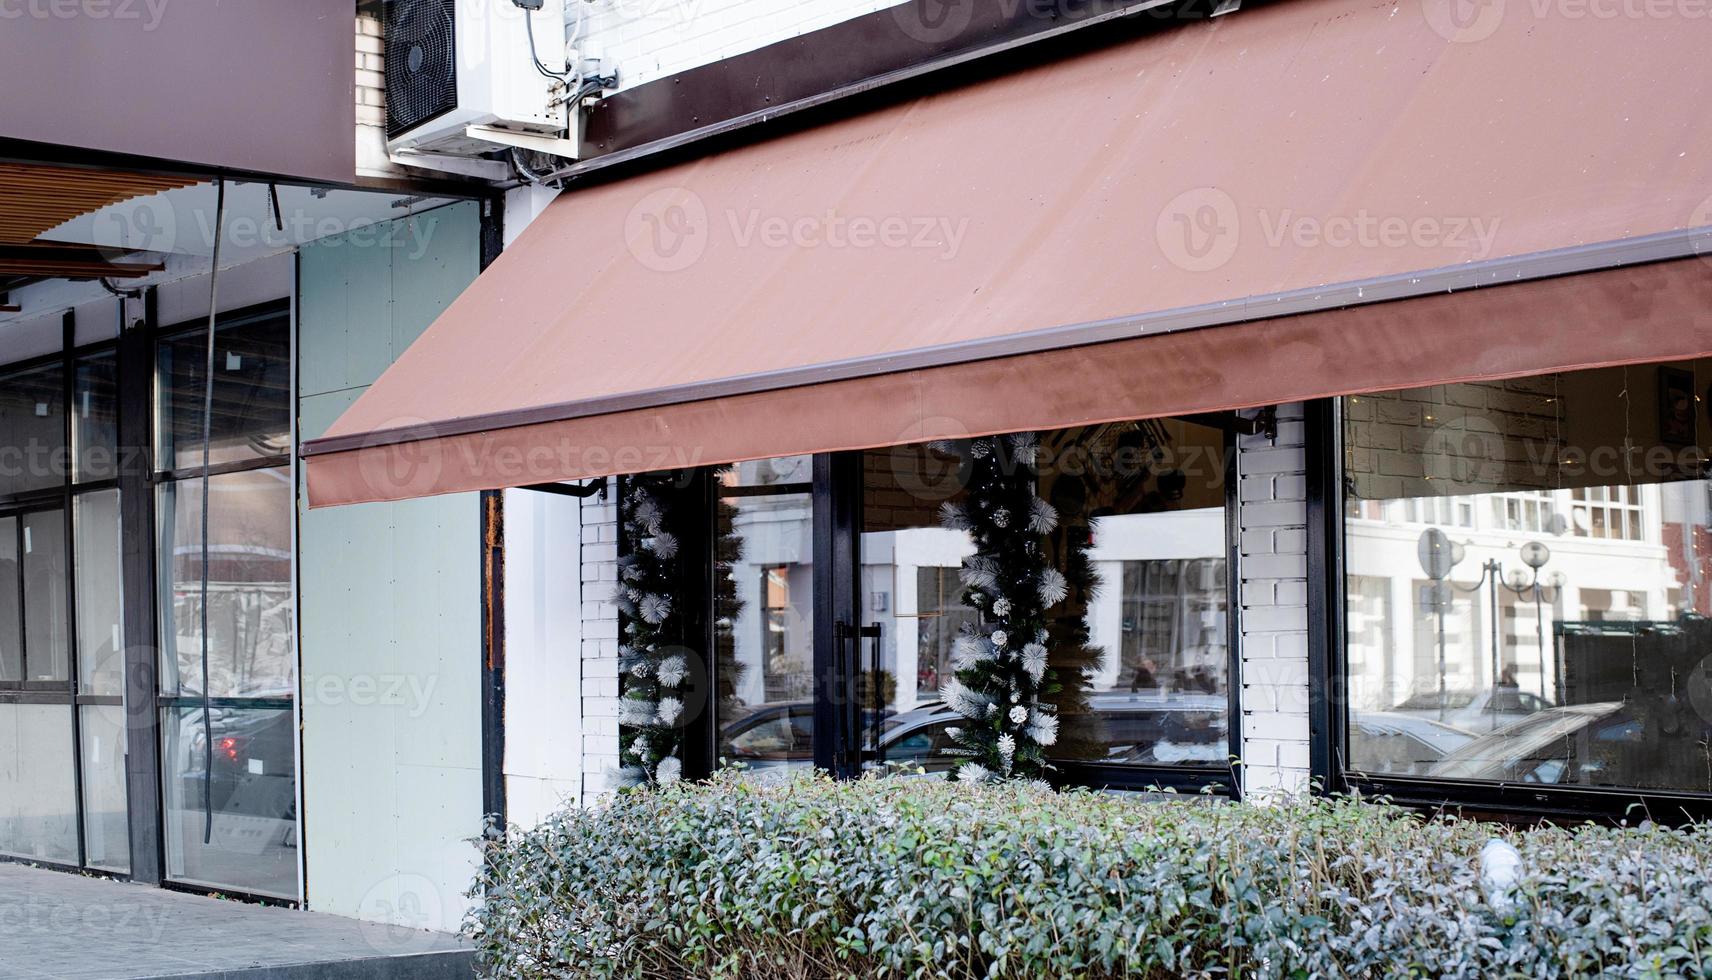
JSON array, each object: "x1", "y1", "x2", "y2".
[{"x1": 1236, "y1": 404, "x2": 1313, "y2": 798}]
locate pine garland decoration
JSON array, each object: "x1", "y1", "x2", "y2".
[
  {"x1": 935, "y1": 432, "x2": 1077, "y2": 781},
  {"x1": 613, "y1": 473, "x2": 692, "y2": 788}
]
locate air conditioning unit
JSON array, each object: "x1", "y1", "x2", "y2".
[{"x1": 385, "y1": 0, "x2": 576, "y2": 172}]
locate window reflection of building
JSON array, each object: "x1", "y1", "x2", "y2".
[
  {"x1": 1116, "y1": 558, "x2": 1226, "y2": 694},
  {"x1": 863, "y1": 417, "x2": 1231, "y2": 769},
  {"x1": 1342, "y1": 363, "x2": 1712, "y2": 794},
  {"x1": 715, "y1": 458, "x2": 815, "y2": 770}
]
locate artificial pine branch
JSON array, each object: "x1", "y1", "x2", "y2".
[
  {"x1": 614, "y1": 473, "x2": 694, "y2": 788},
  {"x1": 935, "y1": 432, "x2": 1076, "y2": 781}
]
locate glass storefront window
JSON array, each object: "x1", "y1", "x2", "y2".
[
  {"x1": 1343, "y1": 362, "x2": 1712, "y2": 794},
  {"x1": 73, "y1": 351, "x2": 119, "y2": 483},
  {"x1": 0, "y1": 703, "x2": 78, "y2": 863},
  {"x1": 0, "y1": 361, "x2": 66, "y2": 498},
  {"x1": 157, "y1": 469, "x2": 295, "y2": 699},
  {"x1": 860, "y1": 418, "x2": 1231, "y2": 773},
  {"x1": 75, "y1": 490, "x2": 124, "y2": 696},
  {"x1": 155, "y1": 310, "x2": 291, "y2": 472},
  {"x1": 161, "y1": 705, "x2": 297, "y2": 899},
  {"x1": 0, "y1": 515, "x2": 18, "y2": 683},
  {"x1": 80, "y1": 703, "x2": 130, "y2": 872},
  {"x1": 23, "y1": 507, "x2": 69, "y2": 683},
  {"x1": 715, "y1": 457, "x2": 814, "y2": 773}
]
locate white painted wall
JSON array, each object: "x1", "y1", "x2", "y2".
[
  {"x1": 297, "y1": 201, "x2": 485, "y2": 934},
  {"x1": 578, "y1": 0, "x2": 908, "y2": 93},
  {"x1": 501, "y1": 486, "x2": 588, "y2": 827}
]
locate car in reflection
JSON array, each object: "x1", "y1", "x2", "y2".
[
  {"x1": 1346, "y1": 711, "x2": 1475, "y2": 776},
  {"x1": 174, "y1": 706, "x2": 296, "y2": 842},
  {"x1": 719, "y1": 702, "x2": 895, "y2": 771},
  {"x1": 1389, "y1": 686, "x2": 1554, "y2": 733},
  {"x1": 722, "y1": 693, "x2": 1237, "y2": 774},
  {"x1": 1422, "y1": 701, "x2": 1712, "y2": 789}
]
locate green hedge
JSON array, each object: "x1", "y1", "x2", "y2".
[{"x1": 467, "y1": 773, "x2": 1712, "y2": 978}]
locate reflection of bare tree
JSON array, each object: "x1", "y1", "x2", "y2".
[{"x1": 166, "y1": 473, "x2": 293, "y2": 697}]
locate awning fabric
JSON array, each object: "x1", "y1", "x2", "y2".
[{"x1": 303, "y1": 0, "x2": 1712, "y2": 507}]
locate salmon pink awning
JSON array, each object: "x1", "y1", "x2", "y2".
[{"x1": 303, "y1": 0, "x2": 1712, "y2": 506}]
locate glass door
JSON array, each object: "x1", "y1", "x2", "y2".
[{"x1": 713, "y1": 456, "x2": 816, "y2": 778}]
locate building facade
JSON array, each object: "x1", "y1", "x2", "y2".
[{"x1": 2, "y1": 0, "x2": 1711, "y2": 949}]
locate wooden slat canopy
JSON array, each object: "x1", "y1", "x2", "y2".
[{"x1": 0, "y1": 163, "x2": 198, "y2": 245}]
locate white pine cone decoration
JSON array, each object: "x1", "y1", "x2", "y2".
[
  {"x1": 992, "y1": 598, "x2": 1011, "y2": 617},
  {"x1": 990, "y1": 629, "x2": 1009, "y2": 649},
  {"x1": 1009, "y1": 705, "x2": 1029, "y2": 725},
  {"x1": 969, "y1": 439, "x2": 993, "y2": 459},
  {"x1": 997, "y1": 734, "x2": 1017, "y2": 758}
]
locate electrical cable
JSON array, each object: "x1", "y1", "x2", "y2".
[
  {"x1": 199, "y1": 177, "x2": 226, "y2": 845},
  {"x1": 523, "y1": 10, "x2": 571, "y2": 81}
]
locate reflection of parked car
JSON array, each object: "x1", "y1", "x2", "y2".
[
  {"x1": 1423, "y1": 702, "x2": 1696, "y2": 788},
  {"x1": 874, "y1": 693, "x2": 1233, "y2": 773},
  {"x1": 718, "y1": 702, "x2": 892, "y2": 770},
  {"x1": 177, "y1": 707, "x2": 296, "y2": 843},
  {"x1": 1391, "y1": 687, "x2": 1553, "y2": 732},
  {"x1": 1347, "y1": 712, "x2": 1473, "y2": 775}
]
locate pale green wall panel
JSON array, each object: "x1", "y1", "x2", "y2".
[{"x1": 296, "y1": 200, "x2": 483, "y2": 932}]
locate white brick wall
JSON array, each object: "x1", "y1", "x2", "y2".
[
  {"x1": 1235, "y1": 404, "x2": 1313, "y2": 799},
  {"x1": 355, "y1": 14, "x2": 407, "y2": 180},
  {"x1": 580, "y1": 0, "x2": 908, "y2": 92},
  {"x1": 579, "y1": 481, "x2": 623, "y2": 799}
]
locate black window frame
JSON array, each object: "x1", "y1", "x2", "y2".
[
  {"x1": 148, "y1": 298, "x2": 298, "y2": 902},
  {"x1": 1308, "y1": 397, "x2": 1712, "y2": 824},
  {"x1": 0, "y1": 311, "x2": 123, "y2": 875}
]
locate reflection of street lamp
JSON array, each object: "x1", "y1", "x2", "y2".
[
  {"x1": 1500, "y1": 543, "x2": 1566, "y2": 703},
  {"x1": 1417, "y1": 530, "x2": 1564, "y2": 724}
]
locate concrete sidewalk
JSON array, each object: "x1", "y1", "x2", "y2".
[{"x1": 0, "y1": 863, "x2": 474, "y2": 980}]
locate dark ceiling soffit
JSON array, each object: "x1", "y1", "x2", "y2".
[
  {"x1": 299, "y1": 225, "x2": 1712, "y2": 459},
  {"x1": 574, "y1": 0, "x2": 1207, "y2": 177},
  {"x1": 0, "y1": 244, "x2": 165, "y2": 280}
]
